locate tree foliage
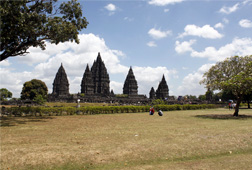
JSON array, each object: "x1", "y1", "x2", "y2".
[
  {"x1": 198, "y1": 94, "x2": 206, "y2": 101},
  {"x1": 0, "y1": 0, "x2": 88, "y2": 61},
  {"x1": 201, "y1": 55, "x2": 252, "y2": 116},
  {"x1": 243, "y1": 91, "x2": 252, "y2": 109},
  {"x1": 0, "y1": 88, "x2": 12, "y2": 101},
  {"x1": 21, "y1": 79, "x2": 48, "y2": 101}
]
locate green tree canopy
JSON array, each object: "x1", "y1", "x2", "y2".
[
  {"x1": 201, "y1": 55, "x2": 252, "y2": 116},
  {"x1": 21, "y1": 79, "x2": 48, "y2": 101},
  {"x1": 0, "y1": 88, "x2": 12, "y2": 101},
  {"x1": 198, "y1": 94, "x2": 206, "y2": 101},
  {"x1": 0, "y1": 0, "x2": 88, "y2": 61}
]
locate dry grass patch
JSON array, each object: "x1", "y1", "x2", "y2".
[{"x1": 1, "y1": 108, "x2": 252, "y2": 170}]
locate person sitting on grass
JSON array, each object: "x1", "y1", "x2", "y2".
[
  {"x1": 158, "y1": 110, "x2": 163, "y2": 116},
  {"x1": 149, "y1": 107, "x2": 155, "y2": 115}
]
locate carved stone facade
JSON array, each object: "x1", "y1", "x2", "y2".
[
  {"x1": 156, "y1": 75, "x2": 169, "y2": 100},
  {"x1": 52, "y1": 63, "x2": 70, "y2": 96},
  {"x1": 91, "y1": 52, "x2": 110, "y2": 95},
  {"x1": 123, "y1": 67, "x2": 138, "y2": 95},
  {"x1": 149, "y1": 87, "x2": 156, "y2": 99},
  {"x1": 81, "y1": 53, "x2": 110, "y2": 96},
  {"x1": 81, "y1": 64, "x2": 94, "y2": 94}
]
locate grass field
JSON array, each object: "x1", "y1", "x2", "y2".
[{"x1": 1, "y1": 108, "x2": 252, "y2": 170}]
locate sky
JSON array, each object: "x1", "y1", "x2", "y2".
[{"x1": 1, "y1": 0, "x2": 252, "y2": 98}]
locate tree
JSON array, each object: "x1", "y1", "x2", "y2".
[
  {"x1": 243, "y1": 91, "x2": 252, "y2": 109},
  {"x1": 0, "y1": 0, "x2": 88, "y2": 61},
  {"x1": 33, "y1": 94, "x2": 46, "y2": 105},
  {"x1": 198, "y1": 94, "x2": 206, "y2": 101},
  {"x1": 21, "y1": 79, "x2": 48, "y2": 102},
  {"x1": 201, "y1": 55, "x2": 252, "y2": 116},
  {"x1": 221, "y1": 89, "x2": 236, "y2": 102},
  {"x1": 0, "y1": 88, "x2": 12, "y2": 101}
]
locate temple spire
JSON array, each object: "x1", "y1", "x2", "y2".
[
  {"x1": 156, "y1": 75, "x2": 169, "y2": 100},
  {"x1": 91, "y1": 52, "x2": 110, "y2": 95},
  {"x1": 52, "y1": 64, "x2": 70, "y2": 96},
  {"x1": 81, "y1": 64, "x2": 94, "y2": 94},
  {"x1": 123, "y1": 66, "x2": 138, "y2": 95}
]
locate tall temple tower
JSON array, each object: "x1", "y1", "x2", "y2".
[
  {"x1": 52, "y1": 63, "x2": 70, "y2": 96},
  {"x1": 149, "y1": 87, "x2": 156, "y2": 99},
  {"x1": 81, "y1": 64, "x2": 94, "y2": 94},
  {"x1": 91, "y1": 52, "x2": 110, "y2": 95},
  {"x1": 123, "y1": 67, "x2": 138, "y2": 95},
  {"x1": 156, "y1": 75, "x2": 169, "y2": 100}
]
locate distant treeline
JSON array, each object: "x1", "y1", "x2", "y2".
[{"x1": 1, "y1": 104, "x2": 216, "y2": 117}]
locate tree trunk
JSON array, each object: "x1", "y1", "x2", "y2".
[
  {"x1": 248, "y1": 100, "x2": 251, "y2": 109},
  {"x1": 233, "y1": 98, "x2": 242, "y2": 117}
]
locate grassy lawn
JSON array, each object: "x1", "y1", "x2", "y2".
[{"x1": 1, "y1": 108, "x2": 252, "y2": 170}]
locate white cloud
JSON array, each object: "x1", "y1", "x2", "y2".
[
  {"x1": 214, "y1": 23, "x2": 224, "y2": 29},
  {"x1": 177, "y1": 64, "x2": 214, "y2": 96},
  {"x1": 105, "y1": 3, "x2": 116, "y2": 11},
  {"x1": 148, "y1": 0, "x2": 184, "y2": 6},
  {"x1": 148, "y1": 28, "x2": 172, "y2": 39},
  {"x1": 179, "y1": 25, "x2": 223, "y2": 39},
  {"x1": 110, "y1": 81, "x2": 123, "y2": 94},
  {"x1": 124, "y1": 17, "x2": 134, "y2": 22},
  {"x1": 243, "y1": 0, "x2": 252, "y2": 5},
  {"x1": 0, "y1": 67, "x2": 34, "y2": 97},
  {"x1": 223, "y1": 18, "x2": 229, "y2": 24},
  {"x1": 0, "y1": 60, "x2": 11, "y2": 67},
  {"x1": 164, "y1": 8, "x2": 169, "y2": 13},
  {"x1": 17, "y1": 42, "x2": 69, "y2": 66},
  {"x1": 104, "y1": 3, "x2": 117, "y2": 16},
  {"x1": 239, "y1": 19, "x2": 252, "y2": 28},
  {"x1": 191, "y1": 37, "x2": 252, "y2": 61},
  {"x1": 219, "y1": 3, "x2": 239, "y2": 14},
  {"x1": 147, "y1": 41, "x2": 157, "y2": 47},
  {"x1": 175, "y1": 39, "x2": 196, "y2": 54}
]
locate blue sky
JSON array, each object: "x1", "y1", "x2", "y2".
[{"x1": 1, "y1": 0, "x2": 252, "y2": 98}]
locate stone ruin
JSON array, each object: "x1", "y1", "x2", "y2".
[
  {"x1": 123, "y1": 66, "x2": 138, "y2": 96},
  {"x1": 149, "y1": 75, "x2": 169, "y2": 100},
  {"x1": 48, "y1": 52, "x2": 169, "y2": 103}
]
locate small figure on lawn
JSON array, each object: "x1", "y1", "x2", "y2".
[
  {"x1": 228, "y1": 102, "x2": 232, "y2": 110},
  {"x1": 149, "y1": 107, "x2": 155, "y2": 115},
  {"x1": 158, "y1": 110, "x2": 163, "y2": 116}
]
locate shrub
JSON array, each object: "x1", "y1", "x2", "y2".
[{"x1": 4, "y1": 104, "x2": 215, "y2": 117}]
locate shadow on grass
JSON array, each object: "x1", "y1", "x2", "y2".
[
  {"x1": 0, "y1": 116, "x2": 54, "y2": 127},
  {"x1": 195, "y1": 114, "x2": 252, "y2": 120}
]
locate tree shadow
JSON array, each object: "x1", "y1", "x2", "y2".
[
  {"x1": 0, "y1": 116, "x2": 54, "y2": 127},
  {"x1": 195, "y1": 114, "x2": 252, "y2": 120}
]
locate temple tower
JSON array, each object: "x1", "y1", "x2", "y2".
[
  {"x1": 149, "y1": 87, "x2": 156, "y2": 99},
  {"x1": 81, "y1": 64, "x2": 94, "y2": 94},
  {"x1": 156, "y1": 75, "x2": 169, "y2": 100},
  {"x1": 123, "y1": 67, "x2": 138, "y2": 95},
  {"x1": 52, "y1": 63, "x2": 70, "y2": 96},
  {"x1": 91, "y1": 52, "x2": 110, "y2": 95}
]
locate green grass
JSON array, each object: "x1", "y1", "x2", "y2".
[{"x1": 1, "y1": 108, "x2": 252, "y2": 170}]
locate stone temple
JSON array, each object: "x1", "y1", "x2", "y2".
[
  {"x1": 149, "y1": 75, "x2": 169, "y2": 100},
  {"x1": 52, "y1": 63, "x2": 70, "y2": 96},
  {"x1": 48, "y1": 52, "x2": 169, "y2": 103},
  {"x1": 123, "y1": 67, "x2": 138, "y2": 96},
  {"x1": 81, "y1": 52, "x2": 110, "y2": 96}
]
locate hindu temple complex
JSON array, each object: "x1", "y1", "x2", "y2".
[{"x1": 48, "y1": 52, "x2": 169, "y2": 103}]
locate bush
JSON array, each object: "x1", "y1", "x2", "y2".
[{"x1": 3, "y1": 104, "x2": 215, "y2": 117}]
